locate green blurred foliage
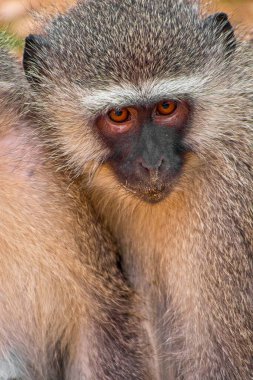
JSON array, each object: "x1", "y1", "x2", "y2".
[{"x1": 0, "y1": 29, "x2": 24, "y2": 52}]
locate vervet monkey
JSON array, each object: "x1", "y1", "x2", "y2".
[
  {"x1": 23, "y1": 0, "x2": 252, "y2": 379},
  {"x1": 0, "y1": 49, "x2": 156, "y2": 380}
]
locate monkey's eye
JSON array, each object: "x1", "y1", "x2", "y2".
[
  {"x1": 156, "y1": 100, "x2": 177, "y2": 116},
  {"x1": 97, "y1": 107, "x2": 137, "y2": 136},
  {"x1": 108, "y1": 108, "x2": 130, "y2": 123}
]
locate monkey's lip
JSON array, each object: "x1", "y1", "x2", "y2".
[{"x1": 124, "y1": 182, "x2": 172, "y2": 203}]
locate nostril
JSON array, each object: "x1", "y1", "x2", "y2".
[
  {"x1": 157, "y1": 158, "x2": 165, "y2": 170},
  {"x1": 159, "y1": 158, "x2": 168, "y2": 174},
  {"x1": 138, "y1": 160, "x2": 150, "y2": 174}
]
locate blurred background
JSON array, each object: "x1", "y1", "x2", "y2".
[{"x1": 0, "y1": 0, "x2": 252, "y2": 54}]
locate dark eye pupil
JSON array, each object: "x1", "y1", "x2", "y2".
[
  {"x1": 115, "y1": 109, "x2": 123, "y2": 116},
  {"x1": 162, "y1": 102, "x2": 169, "y2": 109}
]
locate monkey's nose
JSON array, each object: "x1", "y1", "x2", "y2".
[{"x1": 138, "y1": 158, "x2": 165, "y2": 181}]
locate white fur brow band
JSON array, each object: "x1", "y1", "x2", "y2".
[{"x1": 80, "y1": 76, "x2": 207, "y2": 113}]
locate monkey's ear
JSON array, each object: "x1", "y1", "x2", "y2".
[
  {"x1": 23, "y1": 34, "x2": 50, "y2": 84},
  {"x1": 203, "y1": 12, "x2": 236, "y2": 55}
]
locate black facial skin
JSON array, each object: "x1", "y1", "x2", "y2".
[{"x1": 106, "y1": 121, "x2": 187, "y2": 203}]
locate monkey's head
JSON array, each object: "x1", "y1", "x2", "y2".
[{"x1": 24, "y1": 0, "x2": 250, "y2": 203}]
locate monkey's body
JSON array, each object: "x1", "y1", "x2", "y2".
[
  {"x1": 0, "y1": 50, "x2": 155, "y2": 380},
  {"x1": 92, "y1": 149, "x2": 253, "y2": 379},
  {"x1": 22, "y1": 0, "x2": 252, "y2": 379}
]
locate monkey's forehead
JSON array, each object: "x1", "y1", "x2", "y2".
[{"x1": 42, "y1": 0, "x2": 224, "y2": 85}]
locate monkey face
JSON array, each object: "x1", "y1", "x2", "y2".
[
  {"x1": 96, "y1": 100, "x2": 190, "y2": 203},
  {"x1": 23, "y1": 0, "x2": 238, "y2": 203}
]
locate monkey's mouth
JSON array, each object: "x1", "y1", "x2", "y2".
[
  {"x1": 111, "y1": 162, "x2": 183, "y2": 203},
  {"x1": 123, "y1": 181, "x2": 173, "y2": 203}
]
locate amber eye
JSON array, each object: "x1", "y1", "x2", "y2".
[
  {"x1": 108, "y1": 108, "x2": 129, "y2": 123},
  {"x1": 156, "y1": 100, "x2": 177, "y2": 116}
]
